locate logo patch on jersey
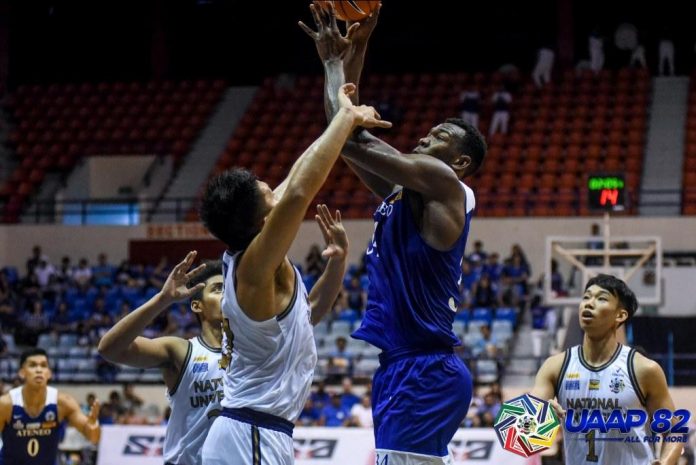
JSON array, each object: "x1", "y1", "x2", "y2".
[
  {"x1": 193, "y1": 355, "x2": 208, "y2": 362},
  {"x1": 589, "y1": 379, "x2": 600, "y2": 390},
  {"x1": 26, "y1": 422, "x2": 41, "y2": 429},
  {"x1": 13, "y1": 419, "x2": 24, "y2": 430},
  {"x1": 44, "y1": 411, "x2": 55, "y2": 422},
  {"x1": 565, "y1": 380, "x2": 580, "y2": 390},
  {"x1": 448, "y1": 297, "x2": 457, "y2": 312},
  {"x1": 192, "y1": 362, "x2": 209, "y2": 373},
  {"x1": 41, "y1": 421, "x2": 57, "y2": 428},
  {"x1": 566, "y1": 372, "x2": 580, "y2": 379},
  {"x1": 610, "y1": 377, "x2": 625, "y2": 393}
]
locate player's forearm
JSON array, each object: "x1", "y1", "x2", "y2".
[
  {"x1": 309, "y1": 256, "x2": 347, "y2": 325},
  {"x1": 82, "y1": 422, "x2": 100, "y2": 444},
  {"x1": 284, "y1": 108, "x2": 357, "y2": 202},
  {"x1": 343, "y1": 45, "x2": 367, "y2": 104},
  {"x1": 323, "y1": 59, "x2": 346, "y2": 120},
  {"x1": 659, "y1": 438, "x2": 683, "y2": 465},
  {"x1": 97, "y1": 293, "x2": 169, "y2": 360}
]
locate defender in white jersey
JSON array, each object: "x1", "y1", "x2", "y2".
[
  {"x1": 200, "y1": 84, "x2": 390, "y2": 465},
  {"x1": 99, "y1": 254, "x2": 224, "y2": 465},
  {"x1": 531, "y1": 274, "x2": 684, "y2": 465}
]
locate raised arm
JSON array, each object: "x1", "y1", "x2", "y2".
[
  {"x1": 60, "y1": 393, "x2": 100, "y2": 444},
  {"x1": 97, "y1": 252, "x2": 205, "y2": 372},
  {"x1": 301, "y1": 3, "x2": 396, "y2": 199},
  {"x1": 308, "y1": 205, "x2": 348, "y2": 325},
  {"x1": 237, "y1": 85, "x2": 389, "y2": 318}
]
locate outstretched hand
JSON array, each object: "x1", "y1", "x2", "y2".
[
  {"x1": 299, "y1": 3, "x2": 360, "y2": 62},
  {"x1": 346, "y1": 2, "x2": 381, "y2": 49},
  {"x1": 315, "y1": 204, "x2": 348, "y2": 259},
  {"x1": 159, "y1": 251, "x2": 207, "y2": 305},
  {"x1": 338, "y1": 83, "x2": 391, "y2": 129}
]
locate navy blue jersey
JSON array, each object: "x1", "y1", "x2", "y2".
[
  {"x1": 353, "y1": 184, "x2": 475, "y2": 351},
  {"x1": 2, "y1": 387, "x2": 61, "y2": 465}
]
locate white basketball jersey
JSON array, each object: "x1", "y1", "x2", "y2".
[
  {"x1": 164, "y1": 336, "x2": 224, "y2": 465},
  {"x1": 556, "y1": 344, "x2": 654, "y2": 465},
  {"x1": 220, "y1": 251, "x2": 317, "y2": 422}
]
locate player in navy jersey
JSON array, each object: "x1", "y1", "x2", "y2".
[
  {"x1": 0, "y1": 348, "x2": 100, "y2": 465},
  {"x1": 301, "y1": 4, "x2": 487, "y2": 463}
]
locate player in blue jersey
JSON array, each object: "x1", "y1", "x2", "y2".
[
  {"x1": 0, "y1": 348, "x2": 100, "y2": 465},
  {"x1": 301, "y1": 4, "x2": 487, "y2": 463}
]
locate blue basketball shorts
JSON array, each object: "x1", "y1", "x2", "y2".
[{"x1": 371, "y1": 348, "x2": 473, "y2": 457}]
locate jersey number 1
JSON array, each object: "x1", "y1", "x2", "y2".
[{"x1": 585, "y1": 430, "x2": 598, "y2": 462}]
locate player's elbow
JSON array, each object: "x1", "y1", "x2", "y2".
[{"x1": 96, "y1": 337, "x2": 121, "y2": 362}]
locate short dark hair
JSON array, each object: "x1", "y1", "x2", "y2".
[
  {"x1": 200, "y1": 169, "x2": 262, "y2": 252},
  {"x1": 187, "y1": 260, "x2": 223, "y2": 302},
  {"x1": 20, "y1": 348, "x2": 48, "y2": 367},
  {"x1": 585, "y1": 274, "x2": 638, "y2": 324},
  {"x1": 445, "y1": 118, "x2": 487, "y2": 175}
]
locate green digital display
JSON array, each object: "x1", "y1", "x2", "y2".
[{"x1": 587, "y1": 173, "x2": 626, "y2": 211}]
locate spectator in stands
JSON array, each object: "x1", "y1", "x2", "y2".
[
  {"x1": 311, "y1": 380, "x2": 331, "y2": 410},
  {"x1": 348, "y1": 394, "x2": 373, "y2": 427},
  {"x1": 472, "y1": 325, "x2": 498, "y2": 358},
  {"x1": 21, "y1": 300, "x2": 49, "y2": 346},
  {"x1": 297, "y1": 398, "x2": 321, "y2": 426},
  {"x1": 92, "y1": 253, "x2": 115, "y2": 287},
  {"x1": 0, "y1": 335, "x2": 6, "y2": 358},
  {"x1": 589, "y1": 29, "x2": 605, "y2": 74},
  {"x1": 55, "y1": 256, "x2": 73, "y2": 285},
  {"x1": 460, "y1": 259, "x2": 478, "y2": 293},
  {"x1": 658, "y1": 37, "x2": 675, "y2": 76},
  {"x1": 471, "y1": 274, "x2": 500, "y2": 309},
  {"x1": 25, "y1": 245, "x2": 44, "y2": 277},
  {"x1": 122, "y1": 383, "x2": 144, "y2": 411},
  {"x1": 147, "y1": 256, "x2": 170, "y2": 290},
  {"x1": 550, "y1": 259, "x2": 566, "y2": 297},
  {"x1": 489, "y1": 86, "x2": 512, "y2": 136},
  {"x1": 98, "y1": 402, "x2": 115, "y2": 425},
  {"x1": 340, "y1": 377, "x2": 361, "y2": 411},
  {"x1": 19, "y1": 273, "x2": 41, "y2": 302},
  {"x1": 586, "y1": 223, "x2": 604, "y2": 266},
  {"x1": 87, "y1": 298, "x2": 113, "y2": 344},
  {"x1": 459, "y1": 89, "x2": 481, "y2": 128},
  {"x1": 483, "y1": 253, "x2": 503, "y2": 284},
  {"x1": 73, "y1": 258, "x2": 92, "y2": 289},
  {"x1": 320, "y1": 393, "x2": 350, "y2": 427},
  {"x1": 508, "y1": 244, "x2": 531, "y2": 275},
  {"x1": 468, "y1": 240, "x2": 487, "y2": 263},
  {"x1": 344, "y1": 275, "x2": 366, "y2": 312},
  {"x1": 502, "y1": 254, "x2": 529, "y2": 306},
  {"x1": 630, "y1": 43, "x2": 647, "y2": 68},
  {"x1": 327, "y1": 337, "x2": 354, "y2": 379},
  {"x1": 0, "y1": 271, "x2": 17, "y2": 331},
  {"x1": 34, "y1": 257, "x2": 56, "y2": 288},
  {"x1": 488, "y1": 381, "x2": 504, "y2": 403},
  {"x1": 305, "y1": 244, "x2": 326, "y2": 280},
  {"x1": 532, "y1": 47, "x2": 555, "y2": 88},
  {"x1": 166, "y1": 303, "x2": 197, "y2": 336},
  {"x1": 81, "y1": 393, "x2": 96, "y2": 415},
  {"x1": 478, "y1": 392, "x2": 501, "y2": 427},
  {"x1": 53, "y1": 302, "x2": 75, "y2": 333}
]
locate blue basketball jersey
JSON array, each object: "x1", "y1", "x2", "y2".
[
  {"x1": 1, "y1": 386, "x2": 61, "y2": 465},
  {"x1": 353, "y1": 183, "x2": 476, "y2": 351}
]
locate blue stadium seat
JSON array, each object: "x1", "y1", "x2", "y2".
[
  {"x1": 495, "y1": 307, "x2": 517, "y2": 325},
  {"x1": 471, "y1": 307, "x2": 493, "y2": 324},
  {"x1": 454, "y1": 309, "x2": 470, "y2": 323}
]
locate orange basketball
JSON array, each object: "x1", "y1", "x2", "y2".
[{"x1": 316, "y1": 0, "x2": 380, "y2": 22}]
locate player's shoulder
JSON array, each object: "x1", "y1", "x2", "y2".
[
  {"x1": 631, "y1": 350, "x2": 664, "y2": 380},
  {"x1": 540, "y1": 350, "x2": 569, "y2": 378},
  {"x1": 0, "y1": 391, "x2": 11, "y2": 408}
]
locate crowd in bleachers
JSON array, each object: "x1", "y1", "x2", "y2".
[{"x1": 0, "y1": 239, "x2": 538, "y2": 427}]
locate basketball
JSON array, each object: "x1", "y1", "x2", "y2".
[{"x1": 316, "y1": 0, "x2": 380, "y2": 22}]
